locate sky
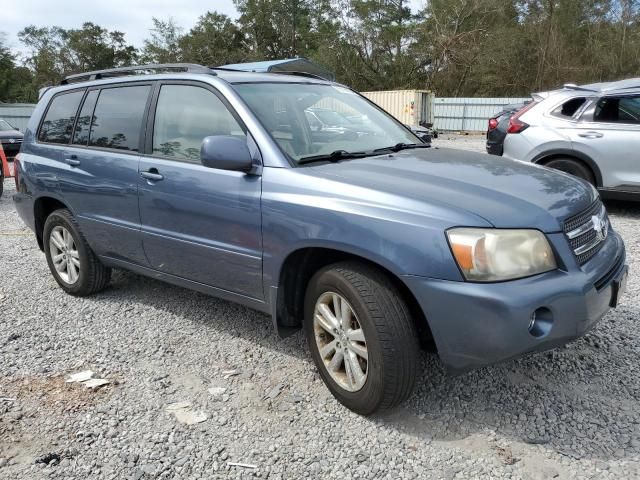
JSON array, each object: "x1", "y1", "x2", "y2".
[
  {"x1": 3, "y1": 0, "x2": 239, "y2": 55},
  {"x1": 4, "y1": 0, "x2": 424, "y2": 57}
]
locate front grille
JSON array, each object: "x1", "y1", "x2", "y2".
[
  {"x1": 0, "y1": 138, "x2": 22, "y2": 145},
  {"x1": 563, "y1": 199, "x2": 608, "y2": 265}
]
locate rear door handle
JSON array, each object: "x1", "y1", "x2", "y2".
[
  {"x1": 578, "y1": 132, "x2": 603, "y2": 139},
  {"x1": 140, "y1": 169, "x2": 164, "y2": 182},
  {"x1": 64, "y1": 153, "x2": 81, "y2": 166}
]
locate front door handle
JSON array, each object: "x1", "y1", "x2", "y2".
[
  {"x1": 140, "y1": 169, "x2": 164, "y2": 182},
  {"x1": 578, "y1": 131, "x2": 604, "y2": 139},
  {"x1": 64, "y1": 153, "x2": 80, "y2": 166}
]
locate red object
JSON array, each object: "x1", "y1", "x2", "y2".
[
  {"x1": 0, "y1": 143, "x2": 12, "y2": 178},
  {"x1": 488, "y1": 118, "x2": 499, "y2": 130},
  {"x1": 507, "y1": 101, "x2": 537, "y2": 134}
]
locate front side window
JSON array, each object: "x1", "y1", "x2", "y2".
[
  {"x1": 89, "y1": 85, "x2": 151, "y2": 151},
  {"x1": 38, "y1": 90, "x2": 84, "y2": 144},
  {"x1": 233, "y1": 83, "x2": 418, "y2": 163},
  {"x1": 594, "y1": 96, "x2": 640, "y2": 124},
  {"x1": 152, "y1": 84, "x2": 245, "y2": 162}
]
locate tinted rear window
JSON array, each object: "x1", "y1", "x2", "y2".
[
  {"x1": 89, "y1": 85, "x2": 151, "y2": 151},
  {"x1": 551, "y1": 97, "x2": 587, "y2": 118},
  {"x1": 38, "y1": 90, "x2": 84, "y2": 144}
]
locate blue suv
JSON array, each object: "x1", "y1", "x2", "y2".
[{"x1": 13, "y1": 64, "x2": 628, "y2": 415}]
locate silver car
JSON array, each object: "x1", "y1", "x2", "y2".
[{"x1": 502, "y1": 77, "x2": 640, "y2": 199}]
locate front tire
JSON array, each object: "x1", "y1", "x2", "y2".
[
  {"x1": 304, "y1": 261, "x2": 419, "y2": 415},
  {"x1": 43, "y1": 209, "x2": 111, "y2": 296},
  {"x1": 545, "y1": 157, "x2": 595, "y2": 185}
]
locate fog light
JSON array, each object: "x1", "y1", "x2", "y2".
[{"x1": 528, "y1": 307, "x2": 553, "y2": 338}]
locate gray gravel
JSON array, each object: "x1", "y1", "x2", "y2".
[{"x1": 1, "y1": 142, "x2": 639, "y2": 479}]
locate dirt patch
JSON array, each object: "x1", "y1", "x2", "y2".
[{"x1": 1, "y1": 375, "x2": 112, "y2": 414}]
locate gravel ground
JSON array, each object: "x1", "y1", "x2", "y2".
[{"x1": 1, "y1": 141, "x2": 639, "y2": 479}]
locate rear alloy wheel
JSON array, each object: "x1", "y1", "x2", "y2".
[
  {"x1": 545, "y1": 157, "x2": 595, "y2": 185},
  {"x1": 49, "y1": 226, "x2": 81, "y2": 284},
  {"x1": 43, "y1": 209, "x2": 111, "y2": 296},
  {"x1": 304, "y1": 261, "x2": 419, "y2": 415}
]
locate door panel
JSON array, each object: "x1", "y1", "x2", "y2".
[
  {"x1": 138, "y1": 159, "x2": 263, "y2": 298},
  {"x1": 59, "y1": 147, "x2": 145, "y2": 264},
  {"x1": 570, "y1": 96, "x2": 640, "y2": 188},
  {"x1": 138, "y1": 83, "x2": 263, "y2": 299}
]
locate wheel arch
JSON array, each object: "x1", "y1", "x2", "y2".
[
  {"x1": 272, "y1": 246, "x2": 436, "y2": 350},
  {"x1": 33, "y1": 195, "x2": 72, "y2": 250},
  {"x1": 532, "y1": 149, "x2": 603, "y2": 187}
]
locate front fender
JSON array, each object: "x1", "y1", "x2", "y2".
[{"x1": 260, "y1": 168, "x2": 477, "y2": 292}]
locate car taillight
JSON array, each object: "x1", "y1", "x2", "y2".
[
  {"x1": 488, "y1": 118, "x2": 498, "y2": 130},
  {"x1": 507, "y1": 101, "x2": 537, "y2": 134},
  {"x1": 507, "y1": 117, "x2": 529, "y2": 134}
]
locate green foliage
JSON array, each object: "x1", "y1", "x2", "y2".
[
  {"x1": 180, "y1": 12, "x2": 247, "y2": 65},
  {"x1": 1, "y1": 1, "x2": 640, "y2": 103}
]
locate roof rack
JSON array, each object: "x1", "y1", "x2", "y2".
[
  {"x1": 562, "y1": 83, "x2": 597, "y2": 92},
  {"x1": 60, "y1": 63, "x2": 215, "y2": 85},
  {"x1": 271, "y1": 71, "x2": 328, "y2": 80}
]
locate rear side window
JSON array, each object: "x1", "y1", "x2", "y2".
[
  {"x1": 551, "y1": 97, "x2": 587, "y2": 119},
  {"x1": 594, "y1": 96, "x2": 640, "y2": 124},
  {"x1": 89, "y1": 85, "x2": 151, "y2": 151},
  {"x1": 38, "y1": 90, "x2": 84, "y2": 144},
  {"x1": 72, "y1": 89, "x2": 99, "y2": 145},
  {"x1": 152, "y1": 84, "x2": 244, "y2": 162}
]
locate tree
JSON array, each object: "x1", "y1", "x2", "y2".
[
  {"x1": 180, "y1": 12, "x2": 247, "y2": 65},
  {"x1": 0, "y1": 32, "x2": 37, "y2": 102},
  {"x1": 18, "y1": 23, "x2": 137, "y2": 85},
  {"x1": 140, "y1": 18, "x2": 183, "y2": 64}
]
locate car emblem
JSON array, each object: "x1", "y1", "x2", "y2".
[
  {"x1": 9, "y1": 138, "x2": 15, "y2": 144},
  {"x1": 591, "y1": 214, "x2": 608, "y2": 242}
]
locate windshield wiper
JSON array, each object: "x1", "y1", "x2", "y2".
[
  {"x1": 373, "y1": 142, "x2": 431, "y2": 153},
  {"x1": 298, "y1": 150, "x2": 368, "y2": 165}
]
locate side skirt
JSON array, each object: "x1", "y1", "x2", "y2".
[{"x1": 99, "y1": 255, "x2": 271, "y2": 315}]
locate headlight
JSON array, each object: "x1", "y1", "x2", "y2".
[{"x1": 447, "y1": 228, "x2": 557, "y2": 282}]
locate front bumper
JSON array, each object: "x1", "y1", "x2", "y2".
[{"x1": 404, "y1": 231, "x2": 627, "y2": 373}]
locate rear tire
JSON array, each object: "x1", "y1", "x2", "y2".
[
  {"x1": 544, "y1": 157, "x2": 595, "y2": 185},
  {"x1": 43, "y1": 209, "x2": 111, "y2": 296},
  {"x1": 304, "y1": 261, "x2": 419, "y2": 415}
]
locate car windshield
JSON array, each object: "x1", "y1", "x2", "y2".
[
  {"x1": 0, "y1": 119, "x2": 15, "y2": 130},
  {"x1": 233, "y1": 83, "x2": 418, "y2": 163}
]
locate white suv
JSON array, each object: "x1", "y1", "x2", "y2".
[{"x1": 502, "y1": 78, "x2": 640, "y2": 199}]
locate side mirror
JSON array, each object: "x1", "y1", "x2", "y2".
[{"x1": 200, "y1": 136, "x2": 254, "y2": 172}]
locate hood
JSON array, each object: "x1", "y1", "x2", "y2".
[
  {"x1": 0, "y1": 129, "x2": 23, "y2": 139},
  {"x1": 300, "y1": 148, "x2": 596, "y2": 232}
]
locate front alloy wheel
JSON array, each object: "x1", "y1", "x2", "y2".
[
  {"x1": 314, "y1": 292, "x2": 368, "y2": 392},
  {"x1": 304, "y1": 261, "x2": 419, "y2": 415}
]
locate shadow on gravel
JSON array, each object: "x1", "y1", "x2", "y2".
[
  {"x1": 84, "y1": 246, "x2": 638, "y2": 464},
  {"x1": 375, "y1": 310, "x2": 639, "y2": 462},
  {"x1": 87, "y1": 269, "x2": 308, "y2": 359},
  {"x1": 604, "y1": 199, "x2": 640, "y2": 216}
]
